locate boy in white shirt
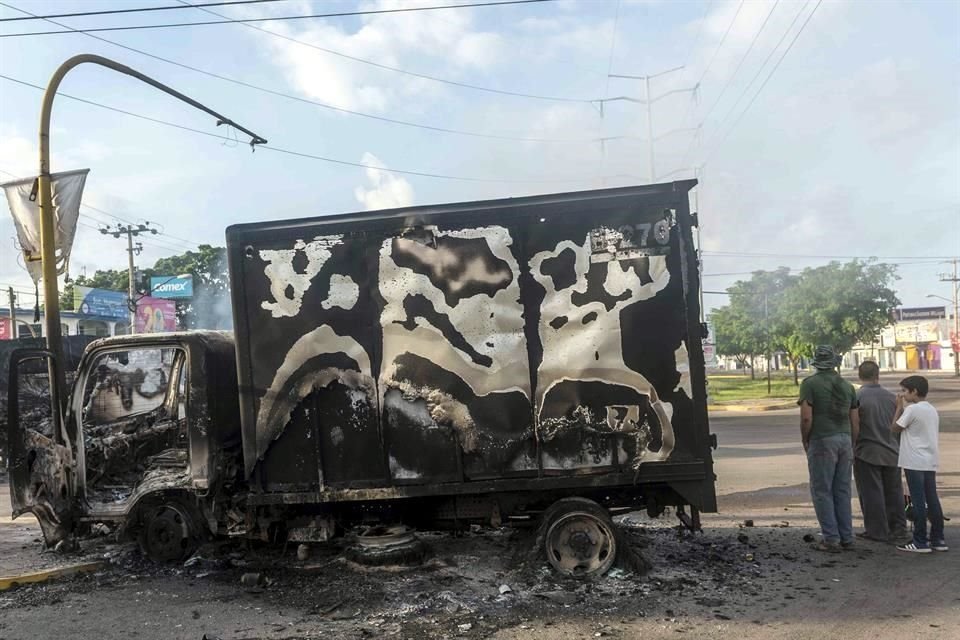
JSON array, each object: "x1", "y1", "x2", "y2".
[{"x1": 892, "y1": 375, "x2": 947, "y2": 553}]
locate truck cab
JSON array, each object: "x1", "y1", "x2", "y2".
[{"x1": 6, "y1": 331, "x2": 241, "y2": 560}]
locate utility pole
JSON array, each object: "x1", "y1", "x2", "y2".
[
  {"x1": 940, "y1": 258, "x2": 960, "y2": 377},
  {"x1": 100, "y1": 222, "x2": 158, "y2": 333},
  {"x1": 765, "y1": 292, "x2": 771, "y2": 395},
  {"x1": 7, "y1": 286, "x2": 15, "y2": 338},
  {"x1": 605, "y1": 66, "x2": 699, "y2": 182}
]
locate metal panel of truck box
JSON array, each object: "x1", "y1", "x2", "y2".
[{"x1": 226, "y1": 181, "x2": 714, "y2": 511}]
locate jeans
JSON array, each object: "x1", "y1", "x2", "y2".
[
  {"x1": 904, "y1": 469, "x2": 945, "y2": 547},
  {"x1": 807, "y1": 434, "x2": 854, "y2": 544}
]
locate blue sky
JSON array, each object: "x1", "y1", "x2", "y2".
[{"x1": 1, "y1": 0, "x2": 958, "y2": 314}]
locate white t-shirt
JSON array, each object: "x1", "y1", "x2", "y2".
[{"x1": 896, "y1": 401, "x2": 940, "y2": 471}]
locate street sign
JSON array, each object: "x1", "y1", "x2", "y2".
[
  {"x1": 894, "y1": 306, "x2": 946, "y2": 321},
  {"x1": 150, "y1": 275, "x2": 193, "y2": 299}
]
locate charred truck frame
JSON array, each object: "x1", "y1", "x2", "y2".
[{"x1": 7, "y1": 182, "x2": 716, "y2": 576}]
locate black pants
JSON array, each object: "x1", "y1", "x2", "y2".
[{"x1": 853, "y1": 458, "x2": 907, "y2": 540}]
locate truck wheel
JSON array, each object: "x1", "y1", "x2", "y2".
[
  {"x1": 139, "y1": 501, "x2": 201, "y2": 562},
  {"x1": 345, "y1": 525, "x2": 426, "y2": 567},
  {"x1": 542, "y1": 497, "x2": 617, "y2": 578}
]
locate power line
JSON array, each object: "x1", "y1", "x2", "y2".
[
  {"x1": 0, "y1": 167, "x2": 200, "y2": 250},
  {"x1": 603, "y1": 0, "x2": 622, "y2": 97},
  {"x1": 676, "y1": 0, "x2": 809, "y2": 172},
  {"x1": 0, "y1": 0, "x2": 558, "y2": 37},
  {"x1": 173, "y1": 0, "x2": 592, "y2": 103},
  {"x1": 0, "y1": 73, "x2": 607, "y2": 185},
  {"x1": 0, "y1": 1, "x2": 602, "y2": 145},
  {"x1": 699, "y1": 0, "x2": 779, "y2": 126},
  {"x1": 679, "y1": 0, "x2": 714, "y2": 81},
  {"x1": 0, "y1": 0, "x2": 288, "y2": 22},
  {"x1": 672, "y1": 0, "x2": 749, "y2": 171},
  {"x1": 696, "y1": 0, "x2": 745, "y2": 85},
  {"x1": 703, "y1": 251, "x2": 955, "y2": 260},
  {"x1": 704, "y1": 0, "x2": 821, "y2": 163}
]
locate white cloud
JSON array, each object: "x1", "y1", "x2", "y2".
[
  {"x1": 263, "y1": 0, "x2": 505, "y2": 112},
  {"x1": 353, "y1": 153, "x2": 414, "y2": 211}
]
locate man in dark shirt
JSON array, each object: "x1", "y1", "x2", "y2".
[
  {"x1": 798, "y1": 345, "x2": 860, "y2": 552},
  {"x1": 854, "y1": 361, "x2": 908, "y2": 542}
]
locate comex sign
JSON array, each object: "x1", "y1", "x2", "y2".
[{"x1": 150, "y1": 275, "x2": 194, "y2": 299}]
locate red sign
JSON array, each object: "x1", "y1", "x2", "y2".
[
  {"x1": 951, "y1": 330, "x2": 959, "y2": 354},
  {"x1": 135, "y1": 296, "x2": 177, "y2": 333},
  {"x1": 0, "y1": 317, "x2": 11, "y2": 340}
]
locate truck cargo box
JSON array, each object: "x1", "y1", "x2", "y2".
[{"x1": 226, "y1": 181, "x2": 715, "y2": 513}]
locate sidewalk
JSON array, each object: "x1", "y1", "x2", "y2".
[
  {"x1": 708, "y1": 399, "x2": 796, "y2": 412},
  {"x1": 0, "y1": 482, "x2": 104, "y2": 590}
]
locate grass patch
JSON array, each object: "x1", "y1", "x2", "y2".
[{"x1": 707, "y1": 374, "x2": 799, "y2": 402}]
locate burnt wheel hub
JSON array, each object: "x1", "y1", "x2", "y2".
[
  {"x1": 143, "y1": 504, "x2": 193, "y2": 562},
  {"x1": 545, "y1": 511, "x2": 617, "y2": 577}
]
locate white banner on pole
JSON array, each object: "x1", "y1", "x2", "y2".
[{"x1": 1, "y1": 169, "x2": 89, "y2": 283}]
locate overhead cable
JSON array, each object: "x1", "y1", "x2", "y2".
[
  {"x1": 0, "y1": 167, "x2": 200, "y2": 250},
  {"x1": 0, "y1": 1, "x2": 593, "y2": 108},
  {"x1": 0, "y1": 0, "x2": 558, "y2": 37},
  {"x1": 0, "y1": 2, "x2": 603, "y2": 143},
  {"x1": 0, "y1": 0, "x2": 288, "y2": 22},
  {"x1": 0, "y1": 73, "x2": 608, "y2": 185},
  {"x1": 703, "y1": 0, "x2": 821, "y2": 163},
  {"x1": 675, "y1": 0, "x2": 809, "y2": 172},
  {"x1": 699, "y1": 0, "x2": 780, "y2": 126},
  {"x1": 696, "y1": 0, "x2": 745, "y2": 85},
  {"x1": 172, "y1": 0, "x2": 592, "y2": 103}
]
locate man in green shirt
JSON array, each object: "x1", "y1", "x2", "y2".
[{"x1": 798, "y1": 345, "x2": 860, "y2": 552}]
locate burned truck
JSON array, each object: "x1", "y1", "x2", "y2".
[{"x1": 7, "y1": 181, "x2": 716, "y2": 576}]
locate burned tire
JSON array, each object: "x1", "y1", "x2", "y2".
[
  {"x1": 345, "y1": 525, "x2": 426, "y2": 567},
  {"x1": 540, "y1": 497, "x2": 618, "y2": 578},
  {"x1": 139, "y1": 501, "x2": 202, "y2": 563}
]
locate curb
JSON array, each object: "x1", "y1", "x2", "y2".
[
  {"x1": 0, "y1": 561, "x2": 104, "y2": 591},
  {"x1": 708, "y1": 402, "x2": 796, "y2": 413}
]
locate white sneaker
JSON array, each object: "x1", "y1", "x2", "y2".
[{"x1": 897, "y1": 542, "x2": 933, "y2": 553}]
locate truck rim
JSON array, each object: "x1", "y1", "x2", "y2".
[
  {"x1": 545, "y1": 511, "x2": 617, "y2": 577},
  {"x1": 143, "y1": 503, "x2": 194, "y2": 562}
]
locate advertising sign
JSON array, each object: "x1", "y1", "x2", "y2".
[
  {"x1": 894, "y1": 321, "x2": 941, "y2": 344},
  {"x1": 894, "y1": 307, "x2": 946, "y2": 321},
  {"x1": 135, "y1": 296, "x2": 177, "y2": 333},
  {"x1": 0, "y1": 317, "x2": 11, "y2": 340},
  {"x1": 74, "y1": 286, "x2": 128, "y2": 319},
  {"x1": 150, "y1": 275, "x2": 193, "y2": 299}
]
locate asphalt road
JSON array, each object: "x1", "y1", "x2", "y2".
[{"x1": 1, "y1": 373, "x2": 957, "y2": 640}]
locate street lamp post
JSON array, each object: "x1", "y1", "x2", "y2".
[{"x1": 36, "y1": 54, "x2": 266, "y2": 410}]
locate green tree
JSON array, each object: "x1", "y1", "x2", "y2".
[
  {"x1": 712, "y1": 268, "x2": 796, "y2": 379},
  {"x1": 778, "y1": 333, "x2": 813, "y2": 386},
  {"x1": 712, "y1": 304, "x2": 759, "y2": 376},
  {"x1": 60, "y1": 245, "x2": 231, "y2": 330},
  {"x1": 779, "y1": 260, "x2": 899, "y2": 357},
  {"x1": 150, "y1": 245, "x2": 230, "y2": 329},
  {"x1": 60, "y1": 269, "x2": 128, "y2": 310}
]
